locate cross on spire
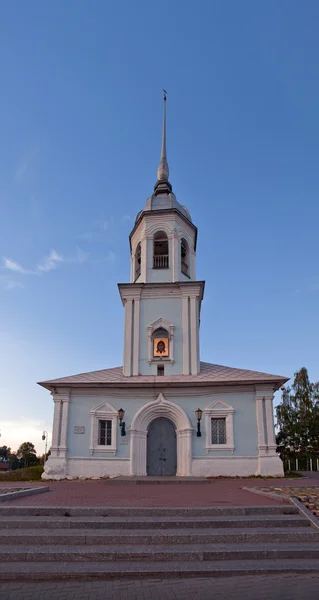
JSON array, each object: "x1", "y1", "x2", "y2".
[{"x1": 154, "y1": 90, "x2": 172, "y2": 196}]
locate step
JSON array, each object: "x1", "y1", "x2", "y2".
[
  {"x1": 107, "y1": 476, "x2": 211, "y2": 484},
  {"x1": 1, "y1": 543, "x2": 319, "y2": 562},
  {"x1": 0, "y1": 559, "x2": 319, "y2": 580},
  {"x1": 0, "y1": 505, "x2": 296, "y2": 517},
  {"x1": 0, "y1": 514, "x2": 308, "y2": 530},
  {"x1": 0, "y1": 527, "x2": 318, "y2": 545}
]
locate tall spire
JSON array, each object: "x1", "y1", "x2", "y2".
[{"x1": 154, "y1": 90, "x2": 172, "y2": 196}]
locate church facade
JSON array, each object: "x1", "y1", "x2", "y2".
[{"x1": 40, "y1": 96, "x2": 287, "y2": 480}]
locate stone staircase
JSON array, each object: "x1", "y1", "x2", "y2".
[{"x1": 0, "y1": 505, "x2": 319, "y2": 580}]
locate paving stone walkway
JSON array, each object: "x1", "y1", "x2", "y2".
[
  {"x1": 0, "y1": 479, "x2": 299, "y2": 507},
  {"x1": 1, "y1": 574, "x2": 319, "y2": 600}
]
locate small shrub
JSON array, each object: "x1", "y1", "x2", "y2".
[{"x1": 0, "y1": 465, "x2": 44, "y2": 482}]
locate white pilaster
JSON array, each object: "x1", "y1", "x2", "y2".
[
  {"x1": 50, "y1": 396, "x2": 62, "y2": 457},
  {"x1": 265, "y1": 394, "x2": 277, "y2": 448},
  {"x1": 190, "y1": 296, "x2": 198, "y2": 375},
  {"x1": 191, "y1": 250, "x2": 196, "y2": 280},
  {"x1": 171, "y1": 232, "x2": 178, "y2": 282},
  {"x1": 141, "y1": 236, "x2": 147, "y2": 282},
  {"x1": 255, "y1": 386, "x2": 284, "y2": 477},
  {"x1": 133, "y1": 298, "x2": 140, "y2": 376},
  {"x1": 123, "y1": 299, "x2": 133, "y2": 376},
  {"x1": 182, "y1": 295, "x2": 190, "y2": 375},
  {"x1": 59, "y1": 396, "x2": 70, "y2": 458}
]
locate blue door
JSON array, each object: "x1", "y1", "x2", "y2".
[{"x1": 147, "y1": 417, "x2": 177, "y2": 476}]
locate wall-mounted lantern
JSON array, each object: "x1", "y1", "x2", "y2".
[
  {"x1": 195, "y1": 408, "x2": 202, "y2": 437},
  {"x1": 118, "y1": 408, "x2": 126, "y2": 437}
]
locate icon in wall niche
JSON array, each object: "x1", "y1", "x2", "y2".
[{"x1": 153, "y1": 337, "x2": 169, "y2": 357}]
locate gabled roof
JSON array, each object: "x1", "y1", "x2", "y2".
[{"x1": 38, "y1": 361, "x2": 289, "y2": 391}]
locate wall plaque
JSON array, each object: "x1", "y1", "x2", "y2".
[{"x1": 74, "y1": 426, "x2": 85, "y2": 434}]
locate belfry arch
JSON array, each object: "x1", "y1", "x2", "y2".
[{"x1": 130, "y1": 393, "x2": 193, "y2": 476}]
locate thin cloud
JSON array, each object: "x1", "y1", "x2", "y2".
[
  {"x1": 37, "y1": 250, "x2": 63, "y2": 273},
  {"x1": 66, "y1": 247, "x2": 89, "y2": 264},
  {"x1": 3, "y1": 258, "x2": 34, "y2": 275}
]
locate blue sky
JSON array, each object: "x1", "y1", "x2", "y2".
[{"x1": 0, "y1": 1, "x2": 318, "y2": 453}]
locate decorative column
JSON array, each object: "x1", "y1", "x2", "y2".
[
  {"x1": 141, "y1": 236, "x2": 147, "y2": 282},
  {"x1": 50, "y1": 394, "x2": 63, "y2": 457},
  {"x1": 182, "y1": 294, "x2": 190, "y2": 374},
  {"x1": 133, "y1": 298, "x2": 140, "y2": 376},
  {"x1": 190, "y1": 250, "x2": 196, "y2": 280},
  {"x1": 176, "y1": 429, "x2": 193, "y2": 476},
  {"x1": 190, "y1": 295, "x2": 199, "y2": 375},
  {"x1": 123, "y1": 299, "x2": 133, "y2": 376},
  {"x1": 59, "y1": 395, "x2": 71, "y2": 458},
  {"x1": 255, "y1": 386, "x2": 284, "y2": 477}
]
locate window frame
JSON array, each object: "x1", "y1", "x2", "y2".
[
  {"x1": 90, "y1": 402, "x2": 118, "y2": 455},
  {"x1": 204, "y1": 401, "x2": 234, "y2": 452}
]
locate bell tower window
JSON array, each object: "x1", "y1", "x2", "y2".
[
  {"x1": 134, "y1": 242, "x2": 141, "y2": 281},
  {"x1": 153, "y1": 231, "x2": 169, "y2": 269},
  {"x1": 181, "y1": 238, "x2": 189, "y2": 276}
]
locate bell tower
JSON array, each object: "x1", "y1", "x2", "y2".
[{"x1": 118, "y1": 93, "x2": 205, "y2": 377}]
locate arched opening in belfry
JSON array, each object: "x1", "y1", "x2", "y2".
[
  {"x1": 181, "y1": 238, "x2": 189, "y2": 276},
  {"x1": 153, "y1": 231, "x2": 169, "y2": 269},
  {"x1": 134, "y1": 242, "x2": 141, "y2": 281}
]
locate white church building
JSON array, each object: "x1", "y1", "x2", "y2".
[{"x1": 40, "y1": 95, "x2": 287, "y2": 480}]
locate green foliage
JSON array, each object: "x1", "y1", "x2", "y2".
[
  {"x1": 0, "y1": 465, "x2": 43, "y2": 481},
  {"x1": 16, "y1": 442, "x2": 39, "y2": 468},
  {"x1": 276, "y1": 367, "x2": 319, "y2": 458},
  {"x1": 0, "y1": 446, "x2": 11, "y2": 460}
]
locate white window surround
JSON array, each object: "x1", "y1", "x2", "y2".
[
  {"x1": 90, "y1": 402, "x2": 118, "y2": 455},
  {"x1": 147, "y1": 317, "x2": 175, "y2": 365},
  {"x1": 204, "y1": 400, "x2": 235, "y2": 452}
]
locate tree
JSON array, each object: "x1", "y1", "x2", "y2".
[
  {"x1": 16, "y1": 442, "x2": 39, "y2": 467},
  {"x1": 276, "y1": 367, "x2": 319, "y2": 458},
  {"x1": 0, "y1": 446, "x2": 11, "y2": 461}
]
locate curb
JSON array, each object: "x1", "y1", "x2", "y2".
[
  {"x1": 242, "y1": 486, "x2": 319, "y2": 531},
  {"x1": 0, "y1": 486, "x2": 49, "y2": 503}
]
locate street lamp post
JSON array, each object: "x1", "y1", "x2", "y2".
[{"x1": 42, "y1": 431, "x2": 48, "y2": 463}]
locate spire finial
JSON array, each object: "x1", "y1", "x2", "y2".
[{"x1": 154, "y1": 90, "x2": 172, "y2": 196}]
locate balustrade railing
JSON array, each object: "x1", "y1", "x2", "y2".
[{"x1": 153, "y1": 254, "x2": 169, "y2": 269}]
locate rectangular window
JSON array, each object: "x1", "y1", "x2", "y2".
[
  {"x1": 98, "y1": 420, "x2": 112, "y2": 446},
  {"x1": 211, "y1": 418, "x2": 226, "y2": 444},
  {"x1": 157, "y1": 365, "x2": 164, "y2": 376}
]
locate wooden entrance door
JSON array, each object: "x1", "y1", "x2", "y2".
[{"x1": 146, "y1": 417, "x2": 177, "y2": 476}]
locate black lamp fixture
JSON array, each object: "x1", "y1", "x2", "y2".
[
  {"x1": 195, "y1": 408, "x2": 203, "y2": 437},
  {"x1": 118, "y1": 408, "x2": 126, "y2": 436}
]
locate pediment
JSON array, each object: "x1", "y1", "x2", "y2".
[
  {"x1": 205, "y1": 399, "x2": 234, "y2": 412},
  {"x1": 148, "y1": 317, "x2": 174, "y2": 333},
  {"x1": 91, "y1": 401, "x2": 117, "y2": 415}
]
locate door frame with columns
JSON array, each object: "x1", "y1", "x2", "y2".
[{"x1": 130, "y1": 393, "x2": 193, "y2": 476}]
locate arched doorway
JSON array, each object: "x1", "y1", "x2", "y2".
[
  {"x1": 147, "y1": 417, "x2": 177, "y2": 476},
  {"x1": 130, "y1": 394, "x2": 193, "y2": 476}
]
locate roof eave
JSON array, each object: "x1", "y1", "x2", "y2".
[{"x1": 37, "y1": 376, "x2": 289, "y2": 393}]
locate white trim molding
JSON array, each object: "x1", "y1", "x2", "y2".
[
  {"x1": 90, "y1": 401, "x2": 118, "y2": 455},
  {"x1": 204, "y1": 399, "x2": 235, "y2": 452},
  {"x1": 147, "y1": 317, "x2": 175, "y2": 365},
  {"x1": 130, "y1": 393, "x2": 193, "y2": 476}
]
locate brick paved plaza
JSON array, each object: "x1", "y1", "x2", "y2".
[
  {"x1": 1, "y1": 573, "x2": 319, "y2": 600},
  {"x1": 0, "y1": 478, "x2": 309, "y2": 508}
]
